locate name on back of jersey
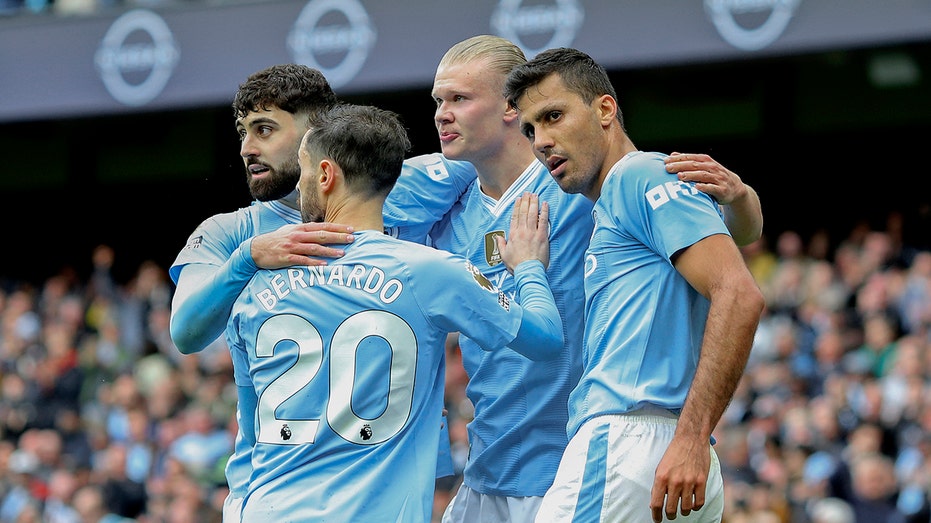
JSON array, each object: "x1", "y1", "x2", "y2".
[{"x1": 254, "y1": 265, "x2": 404, "y2": 311}]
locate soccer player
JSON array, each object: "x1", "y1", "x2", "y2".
[
  {"x1": 167, "y1": 64, "x2": 475, "y2": 521},
  {"x1": 428, "y1": 35, "x2": 763, "y2": 522},
  {"x1": 227, "y1": 103, "x2": 563, "y2": 521},
  {"x1": 504, "y1": 47, "x2": 765, "y2": 522}
]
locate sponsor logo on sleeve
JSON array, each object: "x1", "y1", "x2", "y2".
[{"x1": 184, "y1": 236, "x2": 203, "y2": 251}]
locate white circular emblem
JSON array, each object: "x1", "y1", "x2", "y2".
[
  {"x1": 704, "y1": 0, "x2": 800, "y2": 51},
  {"x1": 491, "y1": 0, "x2": 584, "y2": 58},
  {"x1": 94, "y1": 9, "x2": 180, "y2": 106},
  {"x1": 287, "y1": 0, "x2": 376, "y2": 89}
]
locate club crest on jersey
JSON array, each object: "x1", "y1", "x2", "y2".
[
  {"x1": 484, "y1": 230, "x2": 505, "y2": 267},
  {"x1": 184, "y1": 235, "x2": 203, "y2": 250}
]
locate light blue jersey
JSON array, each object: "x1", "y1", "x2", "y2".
[
  {"x1": 170, "y1": 199, "x2": 298, "y2": 501},
  {"x1": 170, "y1": 200, "x2": 299, "y2": 283},
  {"x1": 170, "y1": 154, "x2": 476, "y2": 284},
  {"x1": 384, "y1": 153, "x2": 477, "y2": 243},
  {"x1": 168, "y1": 157, "x2": 476, "y2": 506},
  {"x1": 568, "y1": 151, "x2": 729, "y2": 437},
  {"x1": 430, "y1": 161, "x2": 591, "y2": 497},
  {"x1": 226, "y1": 231, "x2": 560, "y2": 522}
]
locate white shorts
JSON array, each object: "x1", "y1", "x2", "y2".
[
  {"x1": 222, "y1": 494, "x2": 243, "y2": 523},
  {"x1": 442, "y1": 483, "x2": 544, "y2": 523},
  {"x1": 535, "y1": 408, "x2": 723, "y2": 523}
]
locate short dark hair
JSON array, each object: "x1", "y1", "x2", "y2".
[
  {"x1": 232, "y1": 64, "x2": 339, "y2": 121},
  {"x1": 305, "y1": 104, "x2": 411, "y2": 197},
  {"x1": 504, "y1": 47, "x2": 623, "y2": 127}
]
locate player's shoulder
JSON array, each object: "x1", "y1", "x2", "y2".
[
  {"x1": 604, "y1": 151, "x2": 669, "y2": 193},
  {"x1": 373, "y1": 233, "x2": 464, "y2": 270},
  {"x1": 196, "y1": 202, "x2": 260, "y2": 228},
  {"x1": 621, "y1": 151, "x2": 666, "y2": 175},
  {"x1": 403, "y1": 153, "x2": 476, "y2": 182}
]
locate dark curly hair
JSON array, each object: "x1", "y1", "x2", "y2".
[{"x1": 232, "y1": 64, "x2": 339, "y2": 121}]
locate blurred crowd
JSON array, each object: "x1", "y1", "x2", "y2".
[{"x1": 0, "y1": 210, "x2": 929, "y2": 523}]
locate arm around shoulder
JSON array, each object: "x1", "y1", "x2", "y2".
[
  {"x1": 170, "y1": 241, "x2": 259, "y2": 354},
  {"x1": 722, "y1": 183, "x2": 763, "y2": 247}
]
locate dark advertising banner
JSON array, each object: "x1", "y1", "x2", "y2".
[{"x1": 1, "y1": 0, "x2": 930, "y2": 123}]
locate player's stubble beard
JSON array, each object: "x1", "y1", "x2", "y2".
[
  {"x1": 298, "y1": 176, "x2": 325, "y2": 225},
  {"x1": 247, "y1": 154, "x2": 302, "y2": 202}
]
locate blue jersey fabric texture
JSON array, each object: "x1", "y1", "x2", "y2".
[
  {"x1": 429, "y1": 161, "x2": 592, "y2": 497},
  {"x1": 170, "y1": 200, "x2": 298, "y2": 284},
  {"x1": 568, "y1": 151, "x2": 729, "y2": 438},
  {"x1": 169, "y1": 199, "x2": 298, "y2": 499},
  {"x1": 384, "y1": 153, "x2": 477, "y2": 244},
  {"x1": 170, "y1": 153, "x2": 476, "y2": 286},
  {"x1": 168, "y1": 156, "x2": 476, "y2": 502},
  {"x1": 225, "y1": 231, "x2": 546, "y2": 522}
]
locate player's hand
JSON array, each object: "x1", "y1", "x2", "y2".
[
  {"x1": 251, "y1": 222, "x2": 354, "y2": 269},
  {"x1": 650, "y1": 435, "x2": 709, "y2": 522},
  {"x1": 664, "y1": 152, "x2": 748, "y2": 206},
  {"x1": 497, "y1": 192, "x2": 550, "y2": 272}
]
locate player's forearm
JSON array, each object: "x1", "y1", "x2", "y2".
[
  {"x1": 170, "y1": 241, "x2": 259, "y2": 354},
  {"x1": 722, "y1": 185, "x2": 763, "y2": 246},
  {"x1": 509, "y1": 260, "x2": 564, "y2": 361},
  {"x1": 676, "y1": 282, "x2": 763, "y2": 440}
]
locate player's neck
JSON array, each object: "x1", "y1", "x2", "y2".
[
  {"x1": 474, "y1": 140, "x2": 538, "y2": 200},
  {"x1": 324, "y1": 199, "x2": 384, "y2": 232}
]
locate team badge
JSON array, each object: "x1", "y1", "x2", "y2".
[{"x1": 484, "y1": 230, "x2": 505, "y2": 266}]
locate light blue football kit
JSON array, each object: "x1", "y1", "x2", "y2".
[
  {"x1": 168, "y1": 153, "x2": 476, "y2": 520},
  {"x1": 170, "y1": 199, "x2": 298, "y2": 520},
  {"x1": 536, "y1": 152, "x2": 729, "y2": 522},
  {"x1": 429, "y1": 161, "x2": 592, "y2": 504},
  {"x1": 226, "y1": 231, "x2": 562, "y2": 522}
]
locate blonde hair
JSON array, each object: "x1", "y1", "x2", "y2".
[{"x1": 438, "y1": 35, "x2": 526, "y2": 80}]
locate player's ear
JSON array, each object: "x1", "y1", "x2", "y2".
[
  {"x1": 318, "y1": 158, "x2": 338, "y2": 194},
  {"x1": 503, "y1": 99, "x2": 519, "y2": 124},
  {"x1": 596, "y1": 94, "x2": 617, "y2": 128}
]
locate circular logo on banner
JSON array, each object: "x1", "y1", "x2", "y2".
[
  {"x1": 95, "y1": 9, "x2": 180, "y2": 106},
  {"x1": 288, "y1": 0, "x2": 376, "y2": 89},
  {"x1": 491, "y1": 0, "x2": 584, "y2": 58},
  {"x1": 704, "y1": 0, "x2": 800, "y2": 51}
]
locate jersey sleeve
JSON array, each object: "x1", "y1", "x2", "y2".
[
  {"x1": 614, "y1": 153, "x2": 729, "y2": 261},
  {"x1": 383, "y1": 153, "x2": 477, "y2": 244},
  {"x1": 169, "y1": 207, "x2": 261, "y2": 354},
  {"x1": 169, "y1": 208, "x2": 254, "y2": 283},
  {"x1": 408, "y1": 251, "x2": 562, "y2": 360}
]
